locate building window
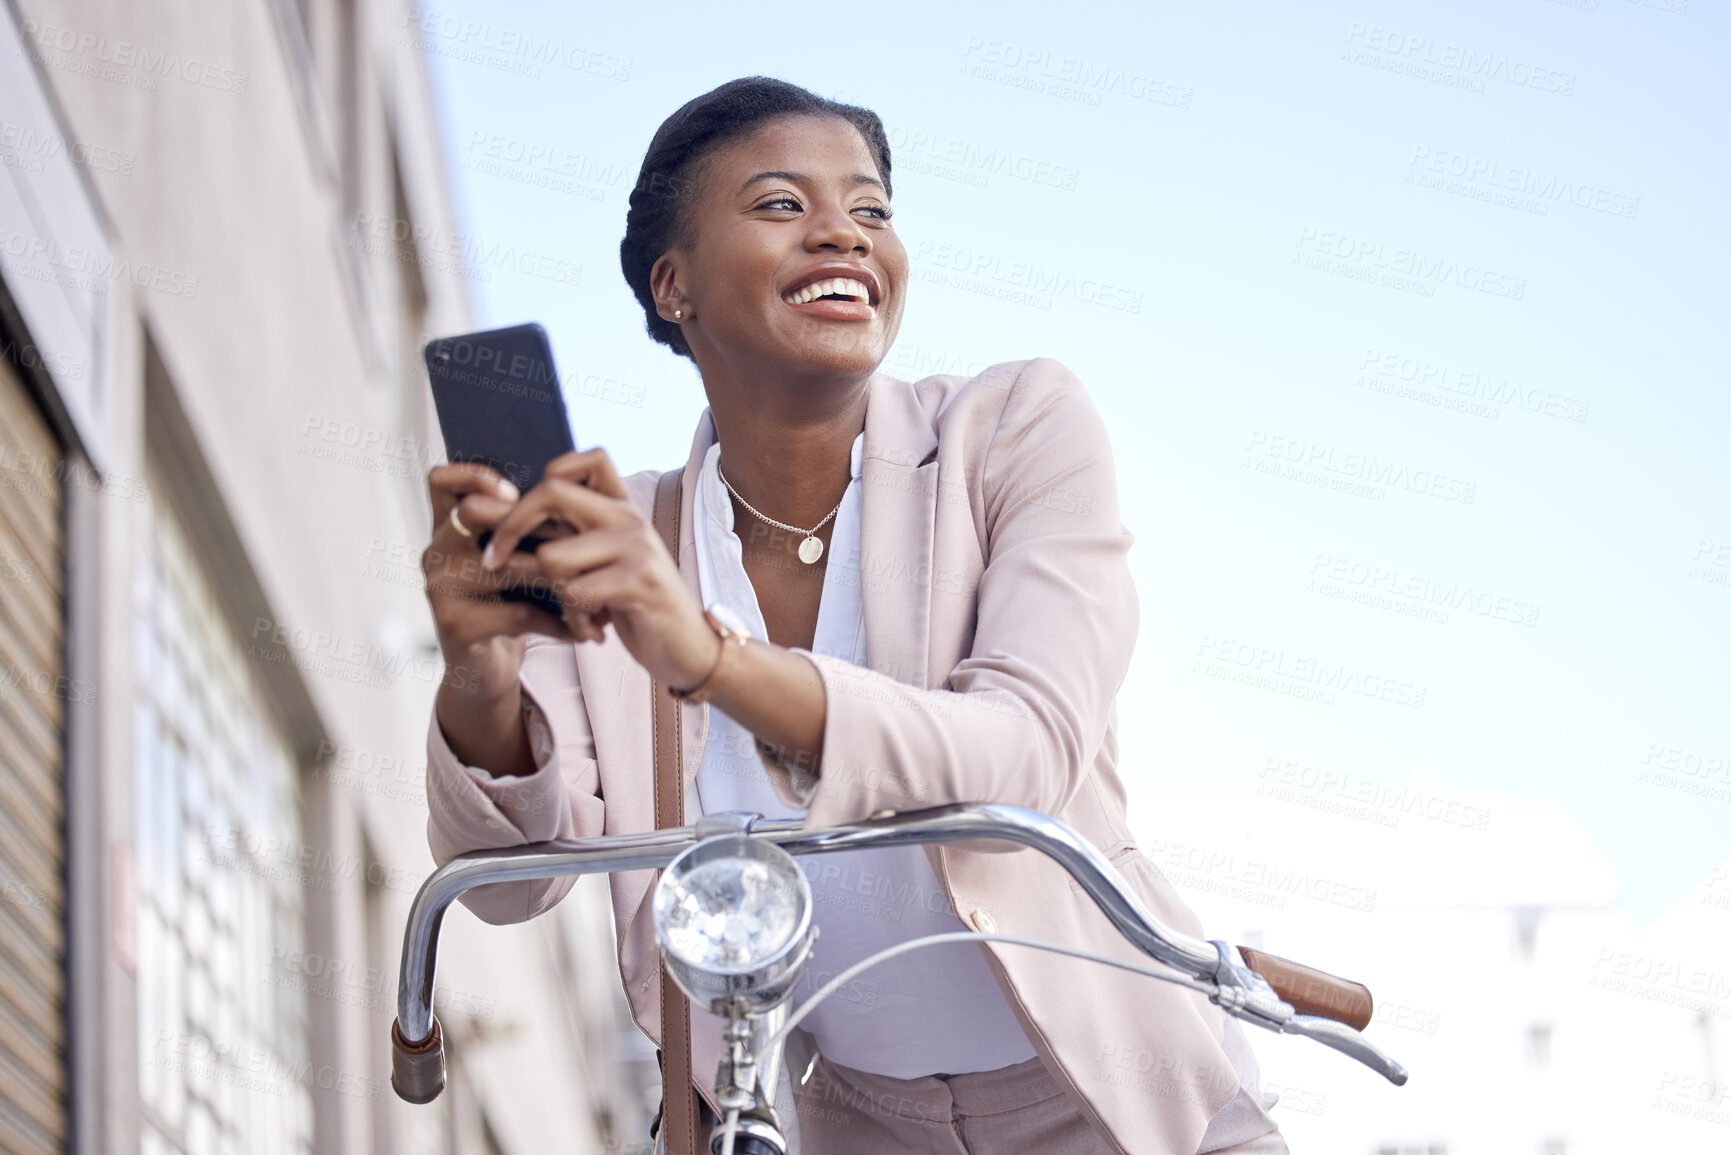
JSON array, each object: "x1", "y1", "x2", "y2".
[
  {"x1": 1514, "y1": 906, "x2": 1541, "y2": 961},
  {"x1": 133, "y1": 490, "x2": 313, "y2": 1155},
  {"x1": 1527, "y1": 1022, "x2": 1553, "y2": 1068}
]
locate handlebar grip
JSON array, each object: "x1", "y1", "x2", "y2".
[
  {"x1": 1237, "y1": 946, "x2": 1373, "y2": 1031},
  {"x1": 390, "y1": 1017, "x2": 446, "y2": 1103}
]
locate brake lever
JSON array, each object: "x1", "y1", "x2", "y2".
[
  {"x1": 1279, "y1": 1015, "x2": 1409, "y2": 1086},
  {"x1": 1206, "y1": 940, "x2": 1294, "y2": 1032},
  {"x1": 1205, "y1": 940, "x2": 1408, "y2": 1086}
]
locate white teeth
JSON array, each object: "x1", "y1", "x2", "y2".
[{"x1": 782, "y1": 277, "x2": 871, "y2": 305}]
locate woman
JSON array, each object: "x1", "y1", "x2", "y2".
[{"x1": 421, "y1": 77, "x2": 1283, "y2": 1155}]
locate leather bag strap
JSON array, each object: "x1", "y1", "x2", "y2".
[{"x1": 650, "y1": 468, "x2": 699, "y2": 1155}]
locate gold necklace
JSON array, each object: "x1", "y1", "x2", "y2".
[{"x1": 717, "y1": 464, "x2": 845, "y2": 565}]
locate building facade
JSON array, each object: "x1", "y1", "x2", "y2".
[
  {"x1": 0, "y1": 0, "x2": 652, "y2": 1151},
  {"x1": 1132, "y1": 786, "x2": 1731, "y2": 1155}
]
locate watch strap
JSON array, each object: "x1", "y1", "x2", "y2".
[{"x1": 668, "y1": 609, "x2": 746, "y2": 704}]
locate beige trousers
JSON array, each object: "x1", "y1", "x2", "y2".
[{"x1": 790, "y1": 1052, "x2": 1286, "y2": 1155}]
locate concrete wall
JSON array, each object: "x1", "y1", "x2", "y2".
[{"x1": 1, "y1": 0, "x2": 649, "y2": 1150}]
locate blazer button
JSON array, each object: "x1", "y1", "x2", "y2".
[{"x1": 971, "y1": 908, "x2": 997, "y2": 934}]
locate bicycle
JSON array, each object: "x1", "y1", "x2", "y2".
[{"x1": 389, "y1": 803, "x2": 1408, "y2": 1154}]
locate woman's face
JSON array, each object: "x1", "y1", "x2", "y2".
[{"x1": 654, "y1": 114, "x2": 907, "y2": 381}]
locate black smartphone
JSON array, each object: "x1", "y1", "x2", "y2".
[{"x1": 425, "y1": 323, "x2": 574, "y2": 618}]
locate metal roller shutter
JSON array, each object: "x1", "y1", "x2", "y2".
[{"x1": 0, "y1": 351, "x2": 67, "y2": 1154}]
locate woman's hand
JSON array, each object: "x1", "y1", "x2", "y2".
[
  {"x1": 424, "y1": 462, "x2": 576, "y2": 673},
  {"x1": 423, "y1": 462, "x2": 570, "y2": 774},
  {"x1": 484, "y1": 449, "x2": 722, "y2": 692}
]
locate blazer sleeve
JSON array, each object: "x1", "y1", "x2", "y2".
[
  {"x1": 761, "y1": 357, "x2": 1139, "y2": 827},
  {"x1": 424, "y1": 635, "x2": 605, "y2": 923}
]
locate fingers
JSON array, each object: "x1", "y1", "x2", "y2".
[
  {"x1": 507, "y1": 526, "x2": 634, "y2": 583},
  {"x1": 428, "y1": 492, "x2": 515, "y2": 573},
  {"x1": 425, "y1": 451, "x2": 636, "y2": 657},
  {"x1": 424, "y1": 495, "x2": 539, "y2": 649},
  {"x1": 491, "y1": 531, "x2": 629, "y2": 620},
  {"x1": 496, "y1": 531, "x2": 667, "y2": 646},
  {"x1": 450, "y1": 492, "x2": 514, "y2": 537},
  {"x1": 484, "y1": 477, "x2": 637, "y2": 566},
  {"x1": 542, "y1": 448, "x2": 629, "y2": 500},
  {"x1": 564, "y1": 609, "x2": 608, "y2": 644},
  {"x1": 433, "y1": 591, "x2": 571, "y2": 652},
  {"x1": 428, "y1": 463, "x2": 520, "y2": 523},
  {"x1": 515, "y1": 603, "x2": 579, "y2": 644},
  {"x1": 489, "y1": 547, "x2": 616, "y2": 644},
  {"x1": 533, "y1": 555, "x2": 658, "y2": 622}
]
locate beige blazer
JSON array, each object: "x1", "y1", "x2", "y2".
[{"x1": 425, "y1": 358, "x2": 1248, "y2": 1154}]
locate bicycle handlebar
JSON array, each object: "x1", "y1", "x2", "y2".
[
  {"x1": 390, "y1": 803, "x2": 1408, "y2": 1102},
  {"x1": 1237, "y1": 946, "x2": 1373, "y2": 1030}
]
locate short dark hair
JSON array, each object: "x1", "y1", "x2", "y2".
[{"x1": 619, "y1": 76, "x2": 893, "y2": 360}]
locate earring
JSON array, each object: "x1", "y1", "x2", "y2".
[{"x1": 673, "y1": 309, "x2": 683, "y2": 320}]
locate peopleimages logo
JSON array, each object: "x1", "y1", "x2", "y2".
[
  {"x1": 1194, "y1": 632, "x2": 1428, "y2": 710},
  {"x1": 350, "y1": 212, "x2": 583, "y2": 287},
  {"x1": 958, "y1": 38, "x2": 1193, "y2": 110},
  {"x1": 1408, "y1": 146, "x2": 1639, "y2": 219},
  {"x1": 399, "y1": 8, "x2": 631, "y2": 80},
  {"x1": 912, "y1": 241, "x2": 1143, "y2": 313},
  {"x1": 1308, "y1": 552, "x2": 1541, "y2": 628},
  {"x1": 0, "y1": 119, "x2": 135, "y2": 177},
  {"x1": 1588, "y1": 949, "x2": 1731, "y2": 1016},
  {"x1": 886, "y1": 125, "x2": 1081, "y2": 191},
  {"x1": 1141, "y1": 836, "x2": 1380, "y2": 912},
  {"x1": 1243, "y1": 431, "x2": 1478, "y2": 505},
  {"x1": 1355, "y1": 349, "x2": 1590, "y2": 424},
  {"x1": 1342, "y1": 22, "x2": 1576, "y2": 96},
  {"x1": 1294, "y1": 227, "x2": 1526, "y2": 301},
  {"x1": 0, "y1": 226, "x2": 200, "y2": 299},
  {"x1": 246, "y1": 617, "x2": 479, "y2": 693},
  {"x1": 19, "y1": 20, "x2": 250, "y2": 92},
  {"x1": 1258, "y1": 757, "x2": 1492, "y2": 831}
]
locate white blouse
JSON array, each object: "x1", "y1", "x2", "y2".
[
  {"x1": 465, "y1": 433, "x2": 1038, "y2": 1078},
  {"x1": 690, "y1": 433, "x2": 1037, "y2": 1078}
]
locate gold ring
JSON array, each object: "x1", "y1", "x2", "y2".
[{"x1": 448, "y1": 505, "x2": 474, "y2": 539}]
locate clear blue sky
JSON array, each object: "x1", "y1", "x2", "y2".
[{"x1": 413, "y1": 0, "x2": 1729, "y2": 924}]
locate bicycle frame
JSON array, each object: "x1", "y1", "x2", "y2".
[{"x1": 390, "y1": 804, "x2": 1407, "y2": 1133}]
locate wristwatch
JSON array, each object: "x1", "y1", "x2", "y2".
[{"x1": 668, "y1": 604, "x2": 750, "y2": 703}]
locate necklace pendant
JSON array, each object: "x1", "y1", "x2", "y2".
[{"x1": 798, "y1": 536, "x2": 824, "y2": 565}]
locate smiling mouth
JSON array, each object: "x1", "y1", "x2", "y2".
[{"x1": 781, "y1": 277, "x2": 873, "y2": 306}]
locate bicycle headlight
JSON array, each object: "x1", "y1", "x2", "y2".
[{"x1": 653, "y1": 834, "x2": 815, "y2": 1016}]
